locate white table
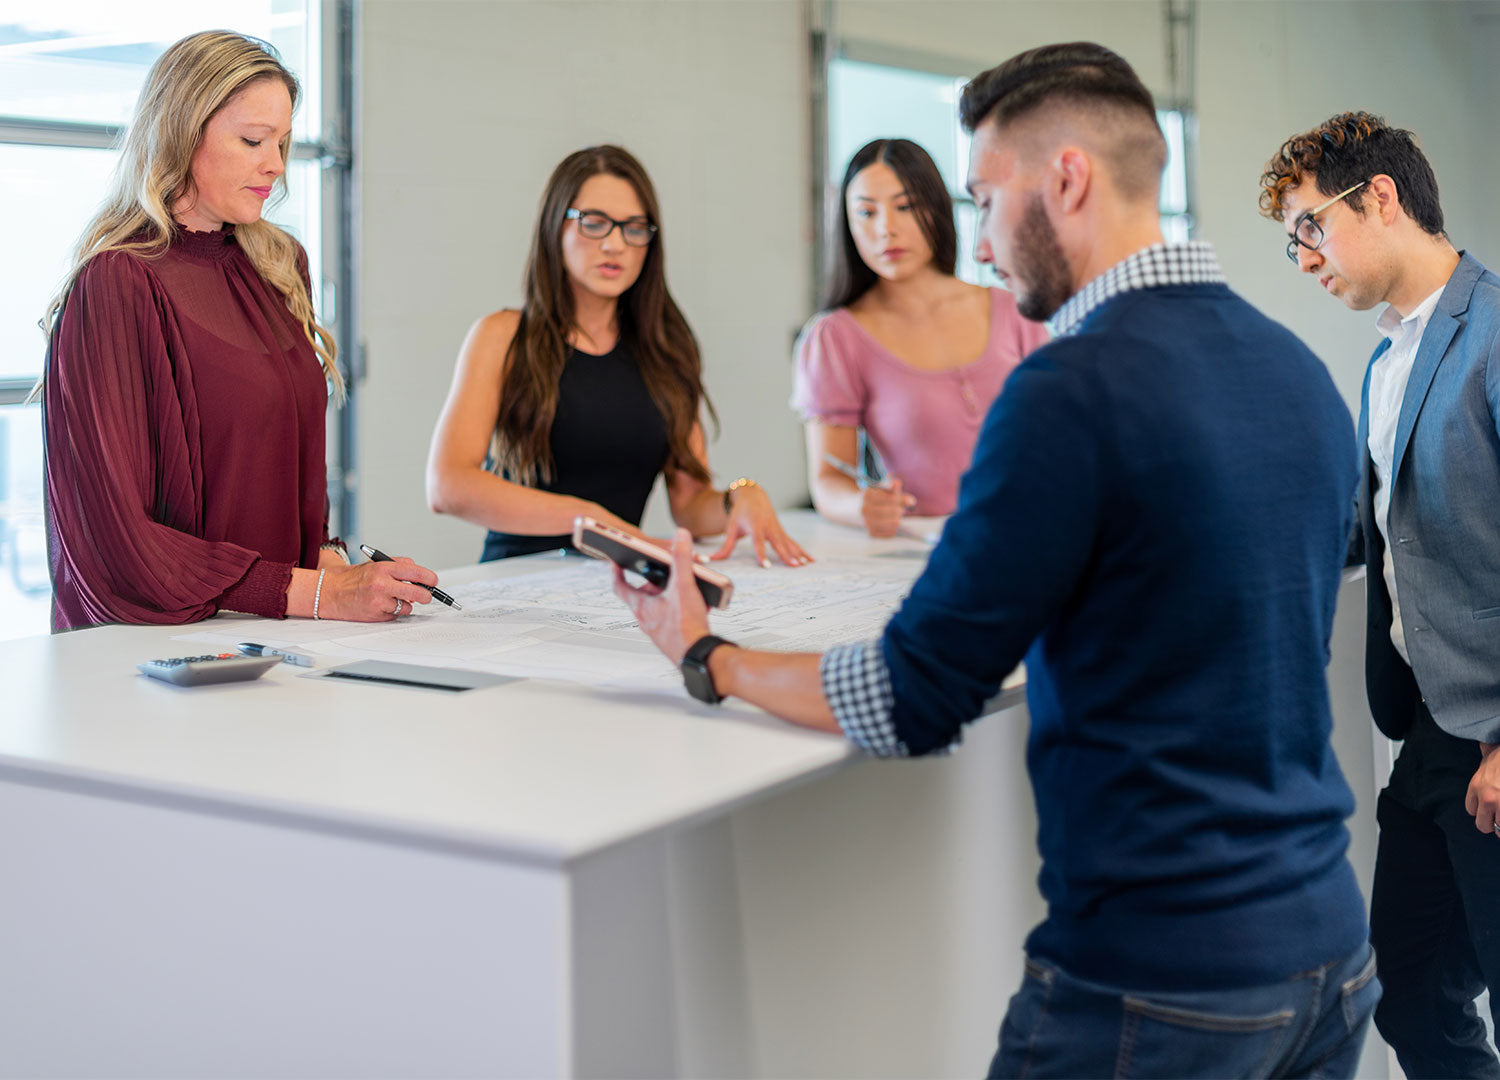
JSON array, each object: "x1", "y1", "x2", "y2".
[
  {"x1": 0, "y1": 513, "x2": 1038, "y2": 1078},
  {"x1": 0, "y1": 514, "x2": 1393, "y2": 1078}
]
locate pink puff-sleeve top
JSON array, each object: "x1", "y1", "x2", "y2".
[{"x1": 792, "y1": 287, "x2": 1048, "y2": 516}]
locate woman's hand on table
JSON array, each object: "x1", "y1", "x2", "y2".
[
  {"x1": 317, "y1": 558, "x2": 439, "y2": 621},
  {"x1": 709, "y1": 483, "x2": 812, "y2": 568}
]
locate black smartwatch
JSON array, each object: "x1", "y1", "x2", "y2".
[{"x1": 681, "y1": 634, "x2": 735, "y2": 704}]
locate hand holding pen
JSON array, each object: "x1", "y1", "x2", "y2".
[
  {"x1": 360, "y1": 545, "x2": 462, "y2": 610},
  {"x1": 821, "y1": 453, "x2": 917, "y2": 539},
  {"x1": 305, "y1": 552, "x2": 441, "y2": 621}
]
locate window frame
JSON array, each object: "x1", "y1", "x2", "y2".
[{"x1": 816, "y1": 38, "x2": 1197, "y2": 301}]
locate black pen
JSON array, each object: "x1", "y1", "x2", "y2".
[{"x1": 359, "y1": 544, "x2": 462, "y2": 610}]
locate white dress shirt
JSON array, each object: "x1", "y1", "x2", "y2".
[{"x1": 1368, "y1": 284, "x2": 1445, "y2": 665}]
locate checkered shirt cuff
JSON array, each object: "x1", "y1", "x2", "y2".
[
  {"x1": 822, "y1": 639, "x2": 907, "y2": 757},
  {"x1": 1047, "y1": 241, "x2": 1226, "y2": 338}
]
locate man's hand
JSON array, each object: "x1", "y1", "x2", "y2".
[
  {"x1": 612, "y1": 528, "x2": 711, "y2": 665},
  {"x1": 1464, "y1": 742, "x2": 1500, "y2": 835},
  {"x1": 611, "y1": 528, "x2": 843, "y2": 734}
]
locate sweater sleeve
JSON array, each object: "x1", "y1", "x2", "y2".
[
  {"x1": 43, "y1": 250, "x2": 285, "y2": 627},
  {"x1": 880, "y1": 344, "x2": 1104, "y2": 754}
]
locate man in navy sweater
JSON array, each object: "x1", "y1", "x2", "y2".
[{"x1": 615, "y1": 42, "x2": 1376, "y2": 1077}]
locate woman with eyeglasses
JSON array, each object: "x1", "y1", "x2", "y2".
[
  {"x1": 427, "y1": 145, "x2": 808, "y2": 567},
  {"x1": 794, "y1": 138, "x2": 1047, "y2": 537}
]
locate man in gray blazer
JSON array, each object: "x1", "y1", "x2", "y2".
[{"x1": 1261, "y1": 112, "x2": 1500, "y2": 1079}]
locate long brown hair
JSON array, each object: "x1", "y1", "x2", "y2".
[
  {"x1": 824, "y1": 138, "x2": 957, "y2": 311},
  {"x1": 35, "y1": 30, "x2": 341, "y2": 402},
  {"x1": 495, "y1": 145, "x2": 715, "y2": 486}
]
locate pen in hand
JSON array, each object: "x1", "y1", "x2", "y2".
[
  {"x1": 822, "y1": 452, "x2": 889, "y2": 490},
  {"x1": 359, "y1": 544, "x2": 463, "y2": 610}
]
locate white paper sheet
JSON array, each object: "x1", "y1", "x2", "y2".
[{"x1": 177, "y1": 548, "x2": 927, "y2": 693}]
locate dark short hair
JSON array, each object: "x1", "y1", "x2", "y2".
[
  {"x1": 824, "y1": 138, "x2": 957, "y2": 311},
  {"x1": 1258, "y1": 112, "x2": 1445, "y2": 237},
  {"x1": 959, "y1": 42, "x2": 1165, "y2": 201},
  {"x1": 959, "y1": 41, "x2": 1158, "y2": 135}
]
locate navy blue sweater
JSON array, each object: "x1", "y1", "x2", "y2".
[{"x1": 881, "y1": 283, "x2": 1366, "y2": 991}]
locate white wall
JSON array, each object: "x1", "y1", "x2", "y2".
[
  {"x1": 357, "y1": 0, "x2": 811, "y2": 568},
  {"x1": 1197, "y1": 0, "x2": 1499, "y2": 409},
  {"x1": 356, "y1": 0, "x2": 1500, "y2": 565}
]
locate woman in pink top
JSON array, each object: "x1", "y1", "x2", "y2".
[{"x1": 793, "y1": 138, "x2": 1047, "y2": 535}]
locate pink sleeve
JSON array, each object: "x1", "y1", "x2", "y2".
[
  {"x1": 791, "y1": 312, "x2": 867, "y2": 427},
  {"x1": 44, "y1": 251, "x2": 285, "y2": 627}
]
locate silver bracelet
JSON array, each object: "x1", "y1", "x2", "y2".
[{"x1": 313, "y1": 568, "x2": 326, "y2": 620}]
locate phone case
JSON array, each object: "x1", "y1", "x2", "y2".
[{"x1": 572, "y1": 517, "x2": 734, "y2": 609}]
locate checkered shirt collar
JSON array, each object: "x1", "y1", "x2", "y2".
[{"x1": 1045, "y1": 242, "x2": 1227, "y2": 339}]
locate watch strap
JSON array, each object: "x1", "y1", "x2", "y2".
[
  {"x1": 684, "y1": 634, "x2": 733, "y2": 667},
  {"x1": 682, "y1": 634, "x2": 735, "y2": 704}
]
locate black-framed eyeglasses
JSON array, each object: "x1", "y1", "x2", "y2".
[
  {"x1": 1285, "y1": 180, "x2": 1367, "y2": 263},
  {"x1": 565, "y1": 208, "x2": 657, "y2": 247}
]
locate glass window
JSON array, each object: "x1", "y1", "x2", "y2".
[
  {"x1": 0, "y1": 2, "x2": 320, "y2": 139},
  {"x1": 828, "y1": 60, "x2": 986, "y2": 283},
  {"x1": 829, "y1": 61, "x2": 968, "y2": 195},
  {"x1": 826, "y1": 56, "x2": 1195, "y2": 289},
  {"x1": 0, "y1": 2, "x2": 338, "y2": 643},
  {"x1": 0, "y1": 144, "x2": 117, "y2": 381},
  {"x1": 0, "y1": 408, "x2": 49, "y2": 636}
]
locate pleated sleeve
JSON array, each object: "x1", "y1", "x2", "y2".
[{"x1": 44, "y1": 250, "x2": 289, "y2": 629}]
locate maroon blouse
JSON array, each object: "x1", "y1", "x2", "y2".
[{"x1": 44, "y1": 226, "x2": 330, "y2": 630}]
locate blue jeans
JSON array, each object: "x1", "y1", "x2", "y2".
[{"x1": 987, "y1": 944, "x2": 1379, "y2": 1079}]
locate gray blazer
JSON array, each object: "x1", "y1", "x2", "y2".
[{"x1": 1356, "y1": 251, "x2": 1500, "y2": 742}]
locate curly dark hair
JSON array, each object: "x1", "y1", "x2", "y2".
[{"x1": 1258, "y1": 111, "x2": 1445, "y2": 237}]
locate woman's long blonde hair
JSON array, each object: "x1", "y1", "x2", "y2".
[{"x1": 34, "y1": 30, "x2": 342, "y2": 401}]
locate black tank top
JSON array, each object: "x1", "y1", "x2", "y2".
[{"x1": 481, "y1": 341, "x2": 670, "y2": 561}]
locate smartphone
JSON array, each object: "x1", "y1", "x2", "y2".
[{"x1": 572, "y1": 517, "x2": 734, "y2": 609}]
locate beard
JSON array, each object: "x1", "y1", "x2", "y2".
[{"x1": 1012, "y1": 195, "x2": 1073, "y2": 322}]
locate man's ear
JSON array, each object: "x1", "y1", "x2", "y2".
[
  {"x1": 1366, "y1": 174, "x2": 1402, "y2": 226},
  {"x1": 1050, "y1": 146, "x2": 1092, "y2": 215}
]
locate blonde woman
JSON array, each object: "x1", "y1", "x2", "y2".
[{"x1": 40, "y1": 30, "x2": 436, "y2": 629}]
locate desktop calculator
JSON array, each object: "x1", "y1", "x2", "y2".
[{"x1": 137, "y1": 653, "x2": 283, "y2": 687}]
